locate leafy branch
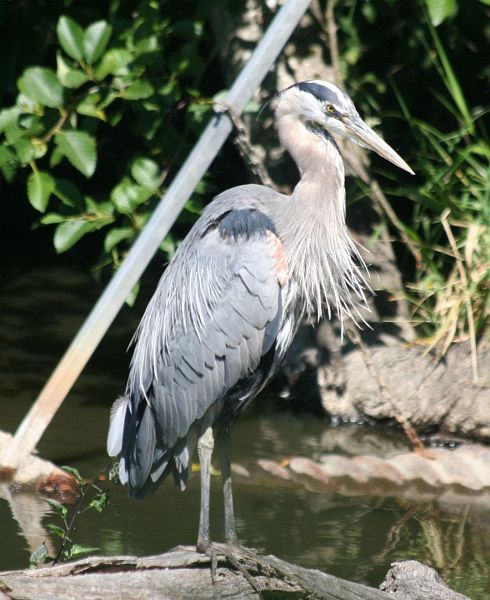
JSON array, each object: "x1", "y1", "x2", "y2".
[
  {"x1": 0, "y1": 5, "x2": 215, "y2": 304},
  {"x1": 29, "y1": 466, "x2": 111, "y2": 569}
]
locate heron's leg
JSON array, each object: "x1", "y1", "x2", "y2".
[
  {"x1": 196, "y1": 426, "x2": 214, "y2": 553},
  {"x1": 217, "y1": 425, "x2": 239, "y2": 545}
]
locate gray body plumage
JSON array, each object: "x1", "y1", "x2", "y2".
[
  {"x1": 107, "y1": 81, "x2": 413, "y2": 537},
  {"x1": 113, "y1": 186, "x2": 294, "y2": 494}
]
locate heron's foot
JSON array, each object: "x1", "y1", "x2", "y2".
[
  {"x1": 196, "y1": 540, "x2": 266, "y2": 593},
  {"x1": 196, "y1": 539, "x2": 219, "y2": 582},
  {"x1": 225, "y1": 541, "x2": 272, "y2": 580},
  {"x1": 222, "y1": 542, "x2": 265, "y2": 595}
]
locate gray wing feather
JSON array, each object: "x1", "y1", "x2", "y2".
[
  {"x1": 224, "y1": 346, "x2": 242, "y2": 388},
  {"x1": 203, "y1": 329, "x2": 226, "y2": 358},
  {"x1": 130, "y1": 405, "x2": 155, "y2": 488},
  {"x1": 236, "y1": 339, "x2": 250, "y2": 376},
  {"x1": 124, "y1": 204, "x2": 283, "y2": 486},
  {"x1": 107, "y1": 396, "x2": 130, "y2": 457}
]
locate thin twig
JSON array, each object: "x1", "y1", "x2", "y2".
[
  {"x1": 52, "y1": 466, "x2": 109, "y2": 565},
  {"x1": 214, "y1": 101, "x2": 275, "y2": 188},
  {"x1": 440, "y1": 209, "x2": 479, "y2": 383},
  {"x1": 38, "y1": 109, "x2": 70, "y2": 145},
  {"x1": 326, "y1": 0, "x2": 342, "y2": 85},
  {"x1": 367, "y1": 177, "x2": 422, "y2": 264}
]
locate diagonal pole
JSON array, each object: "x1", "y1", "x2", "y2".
[{"x1": 1, "y1": 0, "x2": 312, "y2": 468}]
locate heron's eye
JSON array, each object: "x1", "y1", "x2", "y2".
[{"x1": 326, "y1": 104, "x2": 335, "y2": 113}]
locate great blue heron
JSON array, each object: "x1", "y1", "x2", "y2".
[{"x1": 107, "y1": 80, "x2": 413, "y2": 554}]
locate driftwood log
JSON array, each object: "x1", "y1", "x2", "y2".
[
  {"x1": 0, "y1": 546, "x2": 470, "y2": 600},
  {"x1": 286, "y1": 329, "x2": 490, "y2": 441}
]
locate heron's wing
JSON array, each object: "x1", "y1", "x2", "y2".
[{"x1": 116, "y1": 207, "x2": 287, "y2": 490}]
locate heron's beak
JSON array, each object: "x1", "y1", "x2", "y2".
[{"x1": 343, "y1": 115, "x2": 415, "y2": 175}]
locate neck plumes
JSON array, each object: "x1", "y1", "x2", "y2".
[{"x1": 275, "y1": 112, "x2": 369, "y2": 325}]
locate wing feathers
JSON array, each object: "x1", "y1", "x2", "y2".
[
  {"x1": 120, "y1": 206, "x2": 286, "y2": 495},
  {"x1": 130, "y1": 405, "x2": 155, "y2": 488},
  {"x1": 107, "y1": 395, "x2": 130, "y2": 457}
]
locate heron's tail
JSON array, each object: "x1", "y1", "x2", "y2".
[{"x1": 107, "y1": 395, "x2": 191, "y2": 498}]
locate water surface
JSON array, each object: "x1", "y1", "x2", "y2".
[{"x1": 1, "y1": 264, "x2": 488, "y2": 597}]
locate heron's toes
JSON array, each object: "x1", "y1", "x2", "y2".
[
  {"x1": 195, "y1": 540, "x2": 264, "y2": 593},
  {"x1": 196, "y1": 540, "x2": 220, "y2": 581},
  {"x1": 221, "y1": 542, "x2": 266, "y2": 593}
]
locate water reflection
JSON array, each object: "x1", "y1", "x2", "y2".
[
  {"x1": 0, "y1": 264, "x2": 489, "y2": 598},
  {"x1": 0, "y1": 484, "x2": 55, "y2": 557}
]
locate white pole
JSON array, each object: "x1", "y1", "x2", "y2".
[{"x1": 2, "y1": 0, "x2": 312, "y2": 468}]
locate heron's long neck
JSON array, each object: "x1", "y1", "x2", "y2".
[{"x1": 274, "y1": 113, "x2": 368, "y2": 323}]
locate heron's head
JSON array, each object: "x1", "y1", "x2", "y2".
[{"x1": 277, "y1": 80, "x2": 414, "y2": 175}]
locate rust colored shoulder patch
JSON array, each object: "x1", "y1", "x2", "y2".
[{"x1": 266, "y1": 231, "x2": 288, "y2": 287}]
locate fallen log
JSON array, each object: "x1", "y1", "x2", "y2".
[
  {"x1": 0, "y1": 546, "x2": 470, "y2": 600},
  {"x1": 381, "y1": 560, "x2": 470, "y2": 600},
  {"x1": 286, "y1": 328, "x2": 490, "y2": 442}
]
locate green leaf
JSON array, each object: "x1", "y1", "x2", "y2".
[
  {"x1": 160, "y1": 235, "x2": 176, "y2": 259},
  {"x1": 76, "y1": 95, "x2": 106, "y2": 121},
  {"x1": 61, "y1": 465, "x2": 83, "y2": 483},
  {"x1": 157, "y1": 79, "x2": 180, "y2": 100},
  {"x1": 46, "y1": 498, "x2": 68, "y2": 518},
  {"x1": 18, "y1": 114, "x2": 43, "y2": 135},
  {"x1": 97, "y1": 90, "x2": 119, "y2": 111},
  {"x1": 0, "y1": 106, "x2": 21, "y2": 133},
  {"x1": 134, "y1": 34, "x2": 160, "y2": 57},
  {"x1": 126, "y1": 280, "x2": 140, "y2": 307},
  {"x1": 56, "y1": 54, "x2": 89, "y2": 89},
  {"x1": 46, "y1": 524, "x2": 66, "y2": 539},
  {"x1": 130, "y1": 158, "x2": 160, "y2": 188},
  {"x1": 184, "y1": 197, "x2": 203, "y2": 214},
  {"x1": 40, "y1": 213, "x2": 67, "y2": 224},
  {"x1": 16, "y1": 92, "x2": 37, "y2": 114},
  {"x1": 65, "y1": 70, "x2": 90, "y2": 88},
  {"x1": 55, "y1": 130, "x2": 97, "y2": 177},
  {"x1": 18, "y1": 67, "x2": 64, "y2": 108},
  {"x1": 27, "y1": 171, "x2": 55, "y2": 212},
  {"x1": 68, "y1": 544, "x2": 99, "y2": 559},
  {"x1": 57, "y1": 15, "x2": 85, "y2": 61},
  {"x1": 54, "y1": 220, "x2": 96, "y2": 253},
  {"x1": 427, "y1": 21, "x2": 473, "y2": 133},
  {"x1": 85, "y1": 196, "x2": 113, "y2": 216},
  {"x1": 32, "y1": 142, "x2": 48, "y2": 161},
  {"x1": 111, "y1": 178, "x2": 154, "y2": 213},
  {"x1": 426, "y1": 0, "x2": 457, "y2": 26},
  {"x1": 49, "y1": 145, "x2": 64, "y2": 168},
  {"x1": 29, "y1": 542, "x2": 50, "y2": 569},
  {"x1": 83, "y1": 21, "x2": 112, "y2": 63},
  {"x1": 0, "y1": 146, "x2": 17, "y2": 182},
  {"x1": 104, "y1": 226, "x2": 134, "y2": 252},
  {"x1": 4, "y1": 125, "x2": 23, "y2": 145},
  {"x1": 95, "y1": 48, "x2": 132, "y2": 79},
  {"x1": 54, "y1": 179, "x2": 84, "y2": 207},
  {"x1": 89, "y1": 491, "x2": 109, "y2": 512},
  {"x1": 13, "y1": 139, "x2": 46, "y2": 164},
  {"x1": 123, "y1": 80, "x2": 154, "y2": 100}
]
